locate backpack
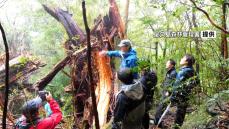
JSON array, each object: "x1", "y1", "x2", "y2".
[{"x1": 15, "y1": 116, "x2": 40, "y2": 129}]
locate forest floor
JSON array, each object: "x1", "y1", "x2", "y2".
[{"x1": 149, "y1": 90, "x2": 229, "y2": 129}]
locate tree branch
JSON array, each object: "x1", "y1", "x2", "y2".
[
  {"x1": 33, "y1": 56, "x2": 71, "y2": 90},
  {"x1": 189, "y1": 0, "x2": 229, "y2": 34}
]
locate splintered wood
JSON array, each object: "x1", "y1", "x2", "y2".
[{"x1": 94, "y1": 52, "x2": 113, "y2": 126}]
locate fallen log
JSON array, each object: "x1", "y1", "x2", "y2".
[
  {"x1": 34, "y1": 55, "x2": 71, "y2": 90},
  {"x1": 0, "y1": 55, "x2": 45, "y2": 88},
  {"x1": 33, "y1": 45, "x2": 93, "y2": 91}
]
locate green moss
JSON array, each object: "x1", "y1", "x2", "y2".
[{"x1": 18, "y1": 56, "x2": 30, "y2": 65}]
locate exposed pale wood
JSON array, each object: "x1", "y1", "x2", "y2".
[{"x1": 94, "y1": 52, "x2": 113, "y2": 126}]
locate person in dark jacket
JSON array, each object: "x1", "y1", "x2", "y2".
[
  {"x1": 15, "y1": 92, "x2": 62, "y2": 129},
  {"x1": 99, "y1": 39, "x2": 138, "y2": 78},
  {"x1": 154, "y1": 59, "x2": 177, "y2": 128},
  {"x1": 171, "y1": 54, "x2": 197, "y2": 129},
  {"x1": 112, "y1": 68, "x2": 144, "y2": 129},
  {"x1": 140, "y1": 69, "x2": 157, "y2": 129}
]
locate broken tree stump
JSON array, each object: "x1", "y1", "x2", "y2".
[{"x1": 34, "y1": 0, "x2": 126, "y2": 128}]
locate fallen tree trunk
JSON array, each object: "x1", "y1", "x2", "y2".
[
  {"x1": 33, "y1": 55, "x2": 71, "y2": 90},
  {"x1": 0, "y1": 55, "x2": 44, "y2": 89},
  {"x1": 34, "y1": 45, "x2": 93, "y2": 91}
]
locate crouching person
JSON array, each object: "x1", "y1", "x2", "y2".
[
  {"x1": 112, "y1": 68, "x2": 145, "y2": 129},
  {"x1": 15, "y1": 92, "x2": 62, "y2": 129}
]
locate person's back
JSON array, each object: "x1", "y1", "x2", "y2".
[{"x1": 112, "y1": 68, "x2": 144, "y2": 129}]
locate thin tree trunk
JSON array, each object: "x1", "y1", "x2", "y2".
[
  {"x1": 0, "y1": 22, "x2": 9, "y2": 129},
  {"x1": 221, "y1": 2, "x2": 228, "y2": 59},
  {"x1": 192, "y1": 10, "x2": 200, "y2": 74},
  {"x1": 155, "y1": 42, "x2": 158, "y2": 61},
  {"x1": 124, "y1": 0, "x2": 130, "y2": 36},
  {"x1": 82, "y1": 1, "x2": 100, "y2": 129}
]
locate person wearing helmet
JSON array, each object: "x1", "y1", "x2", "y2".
[
  {"x1": 15, "y1": 92, "x2": 62, "y2": 129},
  {"x1": 99, "y1": 39, "x2": 138, "y2": 78},
  {"x1": 112, "y1": 68, "x2": 144, "y2": 129}
]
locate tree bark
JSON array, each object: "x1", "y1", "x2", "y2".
[
  {"x1": 33, "y1": 55, "x2": 71, "y2": 90},
  {"x1": 221, "y1": 2, "x2": 228, "y2": 59},
  {"x1": 0, "y1": 22, "x2": 9, "y2": 129},
  {"x1": 192, "y1": 10, "x2": 200, "y2": 74},
  {"x1": 82, "y1": 1, "x2": 100, "y2": 129}
]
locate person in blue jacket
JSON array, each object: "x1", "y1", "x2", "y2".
[
  {"x1": 170, "y1": 54, "x2": 198, "y2": 129},
  {"x1": 99, "y1": 39, "x2": 138, "y2": 78}
]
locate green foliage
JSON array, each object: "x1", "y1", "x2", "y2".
[
  {"x1": 182, "y1": 104, "x2": 212, "y2": 129},
  {"x1": 0, "y1": 0, "x2": 228, "y2": 128}
]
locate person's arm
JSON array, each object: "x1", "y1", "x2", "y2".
[
  {"x1": 46, "y1": 94, "x2": 62, "y2": 126},
  {"x1": 106, "y1": 50, "x2": 121, "y2": 57}
]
